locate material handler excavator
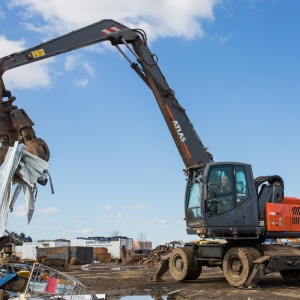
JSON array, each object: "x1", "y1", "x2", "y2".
[{"x1": 1, "y1": 19, "x2": 300, "y2": 287}]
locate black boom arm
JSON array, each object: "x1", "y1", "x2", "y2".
[{"x1": 0, "y1": 19, "x2": 213, "y2": 167}]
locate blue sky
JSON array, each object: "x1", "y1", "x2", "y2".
[{"x1": 0, "y1": 0, "x2": 299, "y2": 247}]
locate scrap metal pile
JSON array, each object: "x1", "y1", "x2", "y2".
[
  {"x1": 0, "y1": 262, "x2": 97, "y2": 300},
  {"x1": 0, "y1": 142, "x2": 53, "y2": 236},
  {"x1": 143, "y1": 244, "x2": 175, "y2": 267}
]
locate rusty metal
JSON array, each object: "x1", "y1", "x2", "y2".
[
  {"x1": 142, "y1": 243, "x2": 179, "y2": 281},
  {"x1": 0, "y1": 100, "x2": 50, "y2": 165}
]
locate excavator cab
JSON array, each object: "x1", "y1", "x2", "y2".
[{"x1": 185, "y1": 162, "x2": 261, "y2": 239}]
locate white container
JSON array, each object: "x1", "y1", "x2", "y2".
[
  {"x1": 70, "y1": 237, "x2": 133, "y2": 260},
  {"x1": 20, "y1": 241, "x2": 70, "y2": 260}
]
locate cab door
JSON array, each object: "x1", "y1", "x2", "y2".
[{"x1": 204, "y1": 163, "x2": 258, "y2": 228}]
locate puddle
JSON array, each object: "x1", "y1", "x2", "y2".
[
  {"x1": 119, "y1": 296, "x2": 169, "y2": 300},
  {"x1": 109, "y1": 266, "x2": 147, "y2": 271},
  {"x1": 81, "y1": 265, "x2": 148, "y2": 271},
  {"x1": 119, "y1": 291, "x2": 179, "y2": 300}
]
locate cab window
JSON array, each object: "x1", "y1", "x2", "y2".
[
  {"x1": 206, "y1": 166, "x2": 234, "y2": 215},
  {"x1": 186, "y1": 169, "x2": 204, "y2": 224},
  {"x1": 235, "y1": 166, "x2": 249, "y2": 205}
]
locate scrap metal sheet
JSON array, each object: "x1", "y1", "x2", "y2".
[
  {"x1": 0, "y1": 142, "x2": 51, "y2": 235},
  {"x1": 0, "y1": 142, "x2": 22, "y2": 235}
]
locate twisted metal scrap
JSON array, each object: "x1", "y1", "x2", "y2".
[{"x1": 0, "y1": 142, "x2": 53, "y2": 235}]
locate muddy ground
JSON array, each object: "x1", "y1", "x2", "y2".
[{"x1": 69, "y1": 263, "x2": 300, "y2": 300}]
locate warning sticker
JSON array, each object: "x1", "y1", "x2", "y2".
[{"x1": 31, "y1": 49, "x2": 46, "y2": 58}]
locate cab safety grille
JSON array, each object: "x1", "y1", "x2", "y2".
[
  {"x1": 291, "y1": 207, "x2": 300, "y2": 215},
  {"x1": 292, "y1": 216, "x2": 300, "y2": 225}
]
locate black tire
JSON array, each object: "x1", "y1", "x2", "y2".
[
  {"x1": 223, "y1": 247, "x2": 261, "y2": 287},
  {"x1": 188, "y1": 259, "x2": 202, "y2": 280},
  {"x1": 280, "y1": 270, "x2": 300, "y2": 283},
  {"x1": 169, "y1": 247, "x2": 202, "y2": 281}
]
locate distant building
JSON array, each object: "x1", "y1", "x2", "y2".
[
  {"x1": 70, "y1": 236, "x2": 133, "y2": 260},
  {"x1": 133, "y1": 241, "x2": 152, "y2": 250},
  {"x1": 14, "y1": 240, "x2": 70, "y2": 260},
  {"x1": 7, "y1": 236, "x2": 135, "y2": 262}
]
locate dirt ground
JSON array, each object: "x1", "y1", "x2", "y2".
[{"x1": 68, "y1": 263, "x2": 300, "y2": 300}]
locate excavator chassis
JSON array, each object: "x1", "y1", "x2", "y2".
[{"x1": 151, "y1": 242, "x2": 300, "y2": 288}]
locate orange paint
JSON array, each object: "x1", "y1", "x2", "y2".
[{"x1": 265, "y1": 202, "x2": 300, "y2": 232}]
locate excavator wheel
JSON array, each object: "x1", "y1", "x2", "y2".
[
  {"x1": 188, "y1": 259, "x2": 202, "y2": 280},
  {"x1": 169, "y1": 247, "x2": 202, "y2": 281},
  {"x1": 280, "y1": 270, "x2": 300, "y2": 283},
  {"x1": 223, "y1": 247, "x2": 261, "y2": 287}
]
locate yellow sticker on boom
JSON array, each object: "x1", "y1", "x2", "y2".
[{"x1": 31, "y1": 49, "x2": 45, "y2": 58}]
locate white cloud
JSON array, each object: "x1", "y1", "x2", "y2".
[
  {"x1": 64, "y1": 54, "x2": 94, "y2": 77},
  {"x1": 2, "y1": 0, "x2": 220, "y2": 90},
  {"x1": 8, "y1": 0, "x2": 219, "y2": 40},
  {"x1": 64, "y1": 54, "x2": 94, "y2": 86},
  {"x1": 82, "y1": 62, "x2": 94, "y2": 77},
  {"x1": 64, "y1": 54, "x2": 79, "y2": 71},
  {"x1": 121, "y1": 204, "x2": 147, "y2": 209},
  {"x1": 74, "y1": 78, "x2": 89, "y2": 87},
  {"x1": 209, "y1": 33, "x2": 232, "y2": 44},
  {"x1": 98, "y1": 205, "x2": 112, "y2": 210},
  {"x1": 106, "y1": 212, "x2": 123, "y2": 219},
  {"x1": 39, "y1": 207, "x2": 61, "y2": 214},
  {"x1": 158, "y1": 219, "x2": 167, "y2": 224}
]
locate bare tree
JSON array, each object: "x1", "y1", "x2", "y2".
[{"x1": 111, "y1": 230, "x2": 121, "y2": 237}]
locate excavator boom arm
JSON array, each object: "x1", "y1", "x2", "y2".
[{"x1": 0, "y1": 19, "x2": 212, "y2": 168}]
